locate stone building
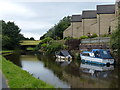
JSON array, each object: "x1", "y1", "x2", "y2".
[
  {"x1": 63, "y1": 1, "x2": 119, "y2": 38},
  {"x1": 82, "y1": 10, "x2": 97, "y2": 36},
  {"x1": 97, "y1": 4, "x2": 116, "y2": 36},
  {"x1": 63, "y1": 15, "x2": 82, "y2": 38}
]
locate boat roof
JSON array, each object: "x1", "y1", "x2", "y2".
[
  {"x1": 56, "y1": 50, "x2": 71, "y2": 57},
  {"x1": 92, "y1": 49, "x2": 105, "y2": 52},
  {"x1": 82, "y1": 51, "x2": 93, "y2": 53}
]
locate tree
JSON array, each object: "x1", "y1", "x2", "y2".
[
  {"x1": 30, "y1": 37, "x2": 35, "y2": 40},
  {"x1": 110, "y1": 17, "x2": 120, "y2": 64},
  {"x1": 40, "y1": 16, "x2": 71, "y2": 40},
  {"x1": 2, "y1": 20, "x2": 25, "y2": 50}
]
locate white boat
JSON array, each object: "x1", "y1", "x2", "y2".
[
  {"x1": 55, "y1": 50, "x2": 72, "y2": 62},
  {"x1": 80, "y1": 49, "x2": 114, "y2": 65}
]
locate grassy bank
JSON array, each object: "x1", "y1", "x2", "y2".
[
  {"x1": 0, "y1": 56, "x2": 54, "y2": 88},
  {"x1": 0, "y1": 50, "x2": 13, "y2": 56}
]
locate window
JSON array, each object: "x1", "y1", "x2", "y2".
[{"x1": 82, "y1": 53, "x2": 90, "y2": 56}]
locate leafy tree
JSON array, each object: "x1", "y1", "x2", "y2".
[
  {"x1": 110, "y1": 16, "x2": 120, "y2": 64},
  {"x1": 40, "y1": 16, "x2": 71, "y2": 40},
  {"x1": 2, "y1": 20, "x2": 25, "y2": 50},
  {"x1": 30, "y1": 37, "x2": 35, "y2": 40}
]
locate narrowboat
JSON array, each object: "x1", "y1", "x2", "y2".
[{"x1": 80, "y1": 49, "x2": 114, "y2": 65}]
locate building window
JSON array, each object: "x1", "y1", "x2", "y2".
[{"x1": 108, "y1": 26, "x2": 111, "y2": 34}]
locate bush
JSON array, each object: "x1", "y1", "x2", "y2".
[
  {"x1": 64, "y1": 36, "x2": 73, "y2": 40},
  {"x1": 101, "y1": 34, "x2": 111, "y2": 37},
  {"x1": 47, "y1": 42, "x2": 64, "y2": 54},
  {"x1": 41, "y1": 37, "x2": 53, "y2": 44},
  {"x1": 80, "y1": 36, "x2": 89, "y2": 39},
  {"x1": 90, "y1": 33, "x2": 98, "y2": 38}
]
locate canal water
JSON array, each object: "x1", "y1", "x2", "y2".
[{"x1": 5, "y1": 53, "x2": 120, "y2": 88}]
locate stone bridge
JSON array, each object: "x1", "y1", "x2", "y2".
[{"x1": 20, "y1": 40, "x2": 41, "y2": 50}]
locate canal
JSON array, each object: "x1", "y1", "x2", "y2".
[{"x1": 5, "y1": 53, "x2": 119, "y2": 88}]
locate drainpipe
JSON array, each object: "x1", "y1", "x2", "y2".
[
  {"x1": 83, "y1": 19, "x2": 84, "y2": 36},
  {"x1": 72, "y1": 22, "x2": 73, "y2": 38},
  {"x1": 98, "y1": 14, "x2": 100, "y2": 45}
]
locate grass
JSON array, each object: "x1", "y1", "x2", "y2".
[
  {"x1": 0, "y1": 56, "x2": 54, "y2": 88},
  {"x1": 26, "y1": 47, "x2": 35, "y2": 51},
  {"x1": 0, "y1": 50, "x2": 13, "y2": 56},
  {"x1": 0, "y1": 50, "x2": 13, "y2": 53}
]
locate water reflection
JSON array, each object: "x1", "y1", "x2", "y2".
[
  {"x1": 21, "y1": 54, "x2": 70, "y2": 88},
  {"x1": 4, "y1": 53, "x2": 120, "y2": 88},
  {"x1": 5, "y1": 53, "x2": 22, "y2": 67},
  {"x1": 80, "y1": 63, "x2": 114, "y2": 78},
  {"x1": 55, "y1": 58, "x2": 71, "y2": 67}
]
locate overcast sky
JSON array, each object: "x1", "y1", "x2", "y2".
[{"x1": 0, "y1": 0, "x2": 115, "y2": 40}]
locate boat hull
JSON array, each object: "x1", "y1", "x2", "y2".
[{"x1": 81, "y1": 56, "x2": 114, "y2": 65}]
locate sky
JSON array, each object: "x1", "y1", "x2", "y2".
[{"x1": 0, "y1": 0, "x2": 116, "y2": 40}]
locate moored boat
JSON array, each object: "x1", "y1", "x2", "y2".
[
  {"x1": 80, "y1": 49, "x2": 114, "y2": 65},
  {"x1": 55, "y1": 50, "x2": 72, "y2": 62}
]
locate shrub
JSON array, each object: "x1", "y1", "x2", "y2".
[
  {"x1": 47, "y1": 42, "x2": 64, "y2": 54},
  {"x1": 90, "y1": 33, "x2": 98, "y2": 38},
  {"x1": 80, "y1": 36, "x2": 89, "y2": 39},
  {"x1": 41, "y1": 37, "x2": 53, "y2": 44}
]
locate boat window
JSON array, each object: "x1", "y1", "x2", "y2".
[
  {"x1": 94, "y1": 51, "x2": 101, "y2": 58},
  {"x1": 103, "y1": 51, "x2": 107, "y2": 54},
  {"x1": 82, "y1": 53, "x2": 90, "y2": 56},
  {"x1": 89, "y1": 53, "x2": 95, "y2": 57},
  {"x1": 101, "y1": 50, "x2": 113, "y2": 59}
]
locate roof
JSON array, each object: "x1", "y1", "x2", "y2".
[
  {"x1": 71, "y1": 15, "x2": 82, "y2": 22},
  {"x1": 82, "y1": 51, "x2": 93, "y2": 53},
  {"x1": 92, "y1": 49, "x2": 104, "y2": 52},
  {"x1": 82, "y1": 10, "x2": 97, "y2": 19},
  {"x1": 56, "y1": 50, "x2": 71, "y2": 57},
  {"x1": 97, "y1": 4, "x2": 115, "y2": 14}
]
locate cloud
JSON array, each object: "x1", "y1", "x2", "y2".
[
  {"x1": 15, "y1": 21, "x2": 54, "y2": 30},
  {"x1": 0, "y1": 1, "x2": 115, "y2": 40},
  {"x1": 0, "y1": 1, "x2": 38, "y2": 19},
  {"x1": 0, "y1": 0, "x2": 115, "y2": 2}
]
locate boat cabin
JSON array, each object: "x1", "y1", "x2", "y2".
[{"x1": 81, "y1": 49, "x2": 113, "y2": 59}]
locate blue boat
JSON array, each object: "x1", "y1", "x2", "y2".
[{"x1": 80, "y1": 49, "x2": 114, "y2": 65}]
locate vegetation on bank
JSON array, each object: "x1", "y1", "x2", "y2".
[
  {"x1": 0, "y1": 56, "x2": 54, "y2": 88},
  {"x1": 35, "y1": 37, "x2": 67, "y2": 54},
  {"x1": 110, "y1": 16, "x2": 120, "y2": 64}
]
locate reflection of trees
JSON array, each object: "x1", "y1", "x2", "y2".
[
  {"x1": 118, "y1": 64, "x2": 120, "y2": 89},
  {"x1": 37, "y1": 54, "x2": 65, "y2": 81},
  {"x1": 64, "y1": 61, "x2": 81, "y2": 77},
  {"x1": 5, "y1": 53, "x2": 22, "y2": 67},
  {"x1": 109, "y1": 66, "x2": 119, "y2": 88}
]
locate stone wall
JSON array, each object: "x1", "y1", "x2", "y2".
[
  {"x1": 97, "y1": 14, "x2": 116, "y2": 35},
  {"x1": 82, "y1": 19, "x2": 97, "y2": 36},
  {"x1": 72, "y1": 22, "x2": 82, "y2": 38},
  {"x1": 63, "y1": 25, "x2": 72, "y2": 38},
  {"x1": 90, "y1": 22, "x2": 98, "y2": 35},
  {"x1": 110, "y1": 17, "x2": 118, "y2": 32}
]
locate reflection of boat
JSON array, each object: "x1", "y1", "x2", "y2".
[
  {"x1": 80, "y1": 63, "x2": 114, "y2": 78},
  {"x1": 56, "y1": 58, "x2": 71, "y2": 66},
  {"x1": 56, "y1": 58, "x2": 72, "y2": 63},
  {"x1": 55, "y1": 50, "x2": 72, "y2": 62},
  {"x1": 80, "y1": 49, "x2": 114, "y2": 65}
]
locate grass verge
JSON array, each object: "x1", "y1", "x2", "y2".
[{"x1": 0, "y1": 56, "x2": 54, "y2": 88}]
